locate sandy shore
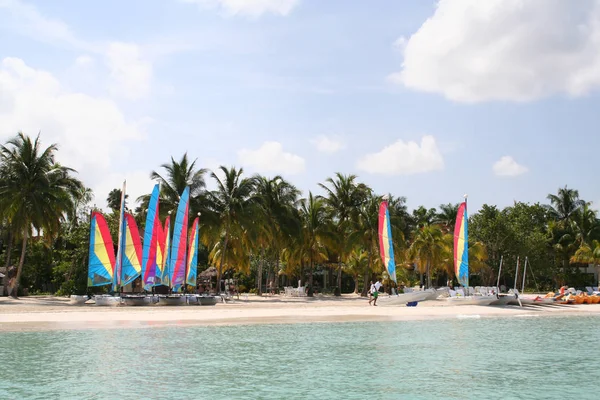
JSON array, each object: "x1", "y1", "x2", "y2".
[{"x1": 1, "y1": 294, "x2": 599, "y2": 332}]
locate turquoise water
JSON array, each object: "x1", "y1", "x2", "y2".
[{"x1": 1, "y1": 315, "x2": 598, "y2": 399}]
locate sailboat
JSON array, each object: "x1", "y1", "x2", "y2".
[
  {"x1": 122, "y1": 184, "x2": 162, "y2": 306},
  {"x1": 376, "y1": 198, "x2": 432, "y2": 306},
  {"x1": 87, "y1": 211, "x2": 120, "y2": 306},
  {"x1": 158, "y1": 187, "x2": 190, "y2": 305},
  {"x1": 444, "y1": 196, "x2": 496, "y2": 306},
  {"x1": 116, "y1": 210, "x2": 144, "y2": 305}
]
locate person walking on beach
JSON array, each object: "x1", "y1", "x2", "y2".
[{"x1": 368, "y1": 281, "x2": 379, "y2": 306}]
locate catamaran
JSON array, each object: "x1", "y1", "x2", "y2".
[
  {"x1": 86, "y1": 210, "x2": 119, "y2": 306},
  {"x1": 158, "y1": 187, "x2": 189, "y2": 305},
  {"x1": 376, "y1": 198, "x2": 435, "y2": 306},
  {"x1": 444, "y1": 196, "x2": 496, "y2": 306}
]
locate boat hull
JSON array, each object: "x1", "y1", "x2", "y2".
[
  {"x1": 489, "y1": 294, "x2": 516, "y2": 306},
  {"x1": 69, "y1": 295, "x2": 89, "y2": 306},
  {"x1": 187, "y1": 295, "x2": 218, "y2": 306},
  {"x1": 378, "y1": 291, "x2": 430, "y2": 306},
  {"x1": 94, "y1": 295, "x2": 121, "y2": 306},
  {"x1": 122, "y1": 295, "x2": 152, "y2": 306},
  {"x1": 158, "y1": 295, "x2": 186, "y2": 306},
  {"x1": 444, "y1": 295, "x2": 496, "y2": 306}
]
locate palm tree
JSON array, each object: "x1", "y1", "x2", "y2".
[
  {"x1": 570, "y1": 203, "x2": 600, "y2": 246},
  {"x1": 145, "y1": 153, "x2": 208, "y2": 216},
  {"x1": 0, "y1": 133, "x2": 83, "y2": 297},
  {"x1": 571, "y1": 240, "x2": 600, "y2": 286},
  {"x1": 298, "y1": 192, "x2": 331, "y2": 288},
  {"x1": 546, "y1": 186, "x2": 585, "y2": 227},
  {"x1": 107, "y1": 188, "x2": 127, "y2": 212},
  {"x1": 407, "y1": 224, "x2": 447, "y2": 288},
  {"x1": 253, "y1": 175, "x2": 301, "y2": 294},
  {"x1": 319, "y1": 173, "x2": 371, "y2": 293},
  {"x1": 206, "y1": 166, "x2": 256, "y2": 286},
  {"x1": 435, "y1": 203, "x2": 459, "y2": 233},
  {"x1": 345, "y1": 248, "x2": 369, "y2": 294},
  {"x1": 351, "y1": 194, "x2": 383, "y2": 296},
  {"x1": 410, "y1": 206, "x2": 437, "y2": 229}
]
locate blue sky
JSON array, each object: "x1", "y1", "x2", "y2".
[{"x1": 1, "y1": 0, "x2": 599, "y2": 212}]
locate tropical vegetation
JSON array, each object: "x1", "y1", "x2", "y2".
[{"x1": 1, "y1": 133, "x2": 600, "y2": 297}]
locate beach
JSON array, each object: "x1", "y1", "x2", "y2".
[{"x1": 2, "y1": 294, "x2": 600, "y2": 332}]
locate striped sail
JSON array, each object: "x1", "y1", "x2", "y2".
[
  {"x1": 156, "y1": 216, "x2": 171, "y2": 287},
  {"x1": 87, "y1": 211, "x2": 116, "y2": 287},
  {"x1": 141, "y1": 184, "x2": 160, "y2": 290},
  {"x1": 186, "y1": 216, "x2": 199, "y2": 287},
  {"x1": 120, "y1": 213, "x2": 143, "y2": 286},
  {"x1": 112, "y1": 181, "x2": 126, "y2": 292},
  {"x1": 378, "y1": 200, "x2": 397, "y2": 283},
  {"x1": 170, "y1": 187, "x2": 190, "y2": 291},
  {"x1": 454, "y1": 201, "x2": 469, "y2": 287}
]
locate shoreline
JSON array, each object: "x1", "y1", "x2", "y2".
[{"x1": 1, "y1": 294, "x2": 600, "y2": 332}]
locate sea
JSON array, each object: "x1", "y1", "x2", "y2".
[{"x1": 1, "y1": 315, "x2": 597, "y2": 399}]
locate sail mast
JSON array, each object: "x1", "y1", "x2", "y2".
[{"x1": 113, "y1": 180, "x2": 126, "y2": 293}]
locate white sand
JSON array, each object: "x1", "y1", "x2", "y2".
[{"x1": 1, "y1": 294, "x2": 599, "y2": 332}]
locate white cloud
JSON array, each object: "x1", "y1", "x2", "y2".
[
  {"x1": 105, "y1": 42, "x2": 153, "y2": 100},
  {"x1": 238, "y1": 141, "x2": 305, "y2": 174},
  {"x1": 180, "y1": 0, "x2": 299, "y2": 17},
  {"x1": 492, "y1": 156, "x2": 528, "y2": 177},
  {"x1": 310, "y1": 135, "x2": 345, "y2": 153},
  {"x1": 75, "y1": 55, "x2": 93, "y2": 67},
  {"x1": 0, "y1": 0, "x2": 82, "y2": 47},
  {"x1": 0, "y1": 57, "x2": 148, "y2": 198},
  {"x1": 390, "y1": 0, "x2": 600, "y2": 102},
  {"x1": 356, "y1": 135, "x2": 444, "y2": 175}
]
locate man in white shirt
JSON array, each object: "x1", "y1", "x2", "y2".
[{"x1": 368, "y1": 280, "x2": 379, "y2": 306}]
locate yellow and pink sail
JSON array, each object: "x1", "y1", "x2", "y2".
[
  {"x1": 378, "y1": 199, "x2": 397, "y2": 283},
  {"x1": 170, "y1": 187, "x2": 190, "y2": 291},
  {"x1": 186, "y1": 216, "x2": 199, "y2": 287},
  {"x1": 454, "y1": 201, "x2": 469, "y2": 287},
  {"x1": 87, "y1": 211, "x2": 116, "y2": 287}
]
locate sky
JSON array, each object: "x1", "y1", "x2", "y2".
[{"x1": 1, "y1": 0, "x2": 600, "y2": 213}]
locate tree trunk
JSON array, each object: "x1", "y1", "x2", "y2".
[
  {"x1": 336, "y1": 262, "x2": 342, "y2": 293},
  {"x1": 353, "y1": 274, "x2": 359, "y2": 294},
  {"x1": 2, "y1": 231, "x2": 12, "y2": 296},
  {"x1": 217, "y1": 231, "x2": 229, "y2": 294},
  {"x1": 361, "y1": 255, "x2": 372, "y2": 297},
  {"x1": 10, "y1": 229, "x2": 28, "y2": 298},
  {"x1": 257, "y1": 248, "x2": 264, "y2": 295},
  {"x1": 426, "y1": 260, "x2": 431, "y2": 289},
  {"x1": 309, "y1": 256, "x2": 314, "y2": 287}
]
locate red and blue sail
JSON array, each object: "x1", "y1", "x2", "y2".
[
  {"x1": 141, "y1": 184, "x2": 160, "y2": 290},
  {"x1": 186, "y1": 216, "x2": 199, "y2": 287},
  {"x1": 88, "y1": 211, "x2": 116, "y2": 287},
  {"x1": 454, "y1": 201, "x2": 469, "y2": 287},
  {"x1": 378, "y1": 200, "x2": 397, "y2": 283},
  {"x1": 120, "y1": 213, "x2": 143, "y2": 286},
  {"x1": 170, "y1": 187, "x2": 190, "y2": 291}
]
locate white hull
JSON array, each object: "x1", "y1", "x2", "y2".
[
  {"x1": 94, "y1": 295, "x2": 121, "y2": 306},
  {"x1": 69, "y1": 295, "x2": 89, "y2": 305},
  {"x1": 187, "y1": 295, "x2": 218, "y2": 306},
  {"x1": 122, "y1": 295, "x2": 153, "y2": 306},
  {"x1": 444, "y1": 295, "x2": 497, "y2": 306},
  {"x1": 508, "y1": 297, "x2": 534, "y2": 306},
  {"x1": 378, "y1": 291, "x2": 430, "y2": 306},
  {"x1": 489, "y1": 294, "x2": 516, "y2": 306},
  {"x1": 158, "y1": 295, "x2": 186, "y2": 306}
]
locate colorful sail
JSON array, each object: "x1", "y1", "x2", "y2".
[
  {"x1": 170, "y1": 187, "x2": 190, "y2": 290},
  {"x1": 454, "y1": 201, "x2": 469, "y2": 287},
  {"x1": 141, "y1": 184, "x2": 160, "y2": 290},
  {"x1": 156, "y1": 216, "x2": 171, "y2": 287},
  {"x1": 378, "y1": 200, "x2": 397, "y2": 283},
  {"x1": 120, "y1": 213, "x2": 143, "y2": 286},
  {"x1": 88, "y1": 211, "x2": 116, "y2": 287},
  {"x1": 186, "y1": 216, "x2": 199, "y2": 287},
  {"x1": 113, "y1": 180, "x2": 126, "y2": 292}
]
